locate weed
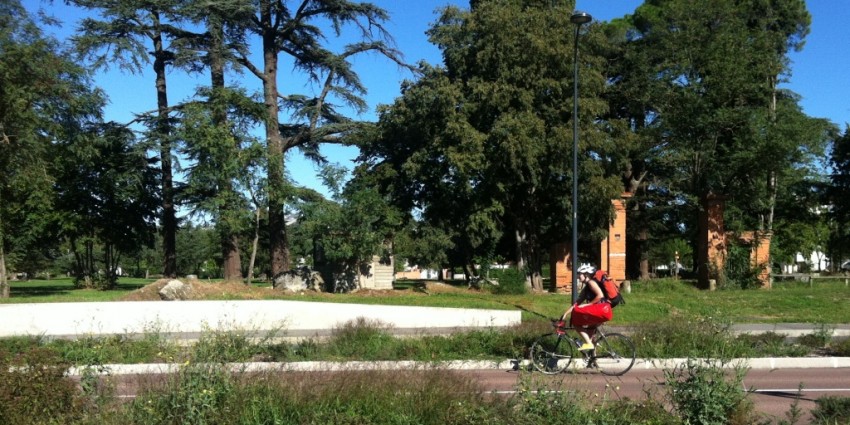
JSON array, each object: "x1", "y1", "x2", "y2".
[
  {"x1": 325, "y1": 317, "x2": 398, "y2": 359},
  {"x1": 811, "y1": 396, "x2": 850, "y2": 425},
  {"x1": 632, "y1": 312, "x2": 751, "y2": 358},
  {"x1": 663, "y1": 359, "x2": 756, "y2": 425},
  {"x1": 129, "y1": 363, "x2": 236, "y2": 424},
  {"x1": 798, "y1": 324, "x2": 834, "y2": 349},
  {"x1": 0, "y1": 346, "x2": 88, "y2": 424},
  {"x1": 830, "y1": 337, "x2": 850, "y2": 356},
  {"x1": 736, "y1": 332, "x2": 811, "y2": 357}
]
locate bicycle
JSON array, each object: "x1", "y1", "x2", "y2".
[{"x1": 529, "y1": 318, "x2": 636, "y2": 376}]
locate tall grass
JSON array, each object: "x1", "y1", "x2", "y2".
[
  {"x1": 0, "y1": 314, "x2": 840, "y2": 367},
  {"x1": 3, "y1": 323, "x2": 850, "y2": 424}
]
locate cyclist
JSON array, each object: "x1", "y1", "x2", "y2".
[{"x1": 560, "y1": 263, "x2": 613, "y2": 351}]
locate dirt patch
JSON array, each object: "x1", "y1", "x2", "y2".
[
  {"x1": 120, "y1": 279, "x2": 274, "y2": 301},
  {"x1": 120, "y1": 279, "x2": 473, "y2": 302}
]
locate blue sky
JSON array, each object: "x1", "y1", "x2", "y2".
[{"x1": 25, "y1": 0, "x2": 850, "y2": 196}]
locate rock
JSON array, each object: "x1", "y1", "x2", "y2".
[
  {"x1": 273, "y1": 267, "x2": 324, "y2": 292},
  {"x1": 158, "y1": 279, "x2": 193, "y2": 301}
]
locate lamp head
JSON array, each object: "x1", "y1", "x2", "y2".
[{"x1": 570, "y1": 11, "x2": 592, "y2": 25}]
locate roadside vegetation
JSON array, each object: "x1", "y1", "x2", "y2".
[
  {"x1": 2, "y1": 328, "x2": 849, "y2": 425},
  {"x1": 2, "y1": 276, "x2": 849, "y2": 424}
]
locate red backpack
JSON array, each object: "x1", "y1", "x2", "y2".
[{"x1": 593, "y1": 270, "x2": 625, "y2": 307}]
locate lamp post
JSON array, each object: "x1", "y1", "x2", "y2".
[{"x1": 570, "y1": 10, "x2": 591, "y2": 304}]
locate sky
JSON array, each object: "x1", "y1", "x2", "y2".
[{"x1": 23, "y1": 0, "x2": 850, "y2": 197}]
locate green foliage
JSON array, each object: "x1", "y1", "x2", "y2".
[
  {"x1": 632, "y1": 313, "x2": 747, "y2": 359},
  {"x1": 175, "y1": 224, "x2": 219, "y2": 278},
  {"x1": 797, "y1": 324, "x2": 834, "y2": 349},
  {"x1": 811, "y1": 396, "x2": 850, "y2": 425},
  {"x1": 51, "y1": 333, "x2": 175, "y2": 365},
  {"x1": 130, "y1": 363, "x2": 236, "y2": 425},
  {"x1": 324, "y1": 317, "x2": 398, "y2": 359},
  {"x1": 487, "y1": 267, "x2": 528, "y2": 295},
  {"x1": 723, "y1": 243, "x2": 763, "y2": 290},
  {"x1": 1, "y1": 0, "x2": 101, "y2": 296},
  {"x1": 828, "y1": 129, "x2": 850, "y2": 262},
  {"x1": 53, "y1": 122, "x2": 159, "y2": 289},
  {"x1": 830, "y1": 337, "x2": 850, "y2": 356},
  {"x1": 664, "y1": 359, "x2": 754, "y2": 425},
  {"x1": 0, "y1": 346, "x2": 87, "y2": 424},
  {"x1": 361, "y1": 0, "x2": 622, "y2": 287}
]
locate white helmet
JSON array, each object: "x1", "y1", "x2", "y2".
[{"x1": 577, "y1": 263, "x2": 596, "y2": 275}]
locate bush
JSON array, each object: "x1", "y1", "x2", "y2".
[
  {"x1": 664, "y1": 359, "x2": 757, "y2": 425},
  {"x1": 0, "y1": 347, "x2": 88, "y2": 425},
  {"x1": 830, "y1": 337, "x2": 850, "y2": 356},
  {"x1": 632, "y1": 313, "x2": 749, "y2": 358},
  {"x1": 488, "y1": 267, "x2": 528, "y2": 295},
  {"x1": 811, "y1": 396, "x2": 850, "y2": 425}
]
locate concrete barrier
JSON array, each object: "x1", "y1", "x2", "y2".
[{"x1": 0, "y1": 300, "x2": 521, "y2": 340}]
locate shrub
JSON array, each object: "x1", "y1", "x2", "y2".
[
  {"x1": 632, "y1": 313, "x2": 749, "y2": 358},
  {"x1": 811, "y1": 396, "x2": 850, "y2": 425},
  {"x1": 326, "y1": 317, "x2": 399, "y2": 359},
  {"x1": 0, "y1": 347, "x2": 88, "y2": 424},
  {"x1": 487, "y1": 267, "x2": 528, "y2": 295},
  {"x1": 830, "y1": 337, "x2": 850, "y2": 356},
  {"x1": 663, "y1": 359, "x2": 758, "y2": 425},
  {"x1": 129, "y1": 363, "x2": 236, "y2": 425}
]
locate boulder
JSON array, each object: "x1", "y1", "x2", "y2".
[
  {"x1": 158, "y1": 279, "x2": 193, "y2": 301},
  {"x1": 273, "y1": 267, "x2": 324, "y2": 292}
]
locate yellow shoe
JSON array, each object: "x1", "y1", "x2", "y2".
[{"x1": 578, "y1": 342, "x2": 594, "y2": 351}]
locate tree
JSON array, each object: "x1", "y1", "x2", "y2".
[
  {"x1": 175, "y1": 88, "x2": 264, "y2": 282},
  {"x1": 0, "y1": 0, "x2": 94, "y2": 297},
  {"x1": 71, "y1": 0, "x2": 183, "y2": 277},
  {"x1": 290, "y1": 163, "x2": 402, "y2": 291},
  {"x1": 828, "y1": 128, "x2": 850, "y2": 265},
  {"x1": 166, "y1": 0, "x2": 261, "y2": 282},
  {"x1": 360, "y1": 0, "x2": 621, "y2": 290},
  {"x1": 53, "y1": 123, "x2": 159, "y2": 288},
  {"x1": 626, "y1": 0, "x2": 823, "y2": 285},
  {"x1": 225, "y1": 0, "x2": 406, "y2": 279}
]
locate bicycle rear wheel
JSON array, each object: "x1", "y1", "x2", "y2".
[
  {"x1": 530, "y1": 333, "x2": 575, "y2": 374},
  {"x1": 593, "y1": 332, "x2": 636, "y2": 376}
]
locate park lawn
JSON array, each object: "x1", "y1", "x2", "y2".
[
  {"x1": 0, "y1": 277, "x2": 151, "y2": 303},
  {"x1": 2, "y1": 276, "x2": 848, "y2": 324}
]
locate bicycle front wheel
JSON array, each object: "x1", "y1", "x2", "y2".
[
  {"x1": 530, "y1": 333, "x2": 575, "y2": 374},
  {"x1": 594, "y1": 332, "x2": 636, "y2": 376}
]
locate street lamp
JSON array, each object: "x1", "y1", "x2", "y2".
[{"x1": 570, "y1": 10, "x2": 591, "y2": 304}]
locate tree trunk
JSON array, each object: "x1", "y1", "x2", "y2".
[
  {"x1": 637, "y1": 227, "x2": 649, "y2": 280},
  {"x1": 221, "y1": 233, "x2": 242, "y2": 282},
  {"x1": 246, "y1": 196, "x2": 262, "y2": 284},
  {"x1": 0, "y1": 243, "x2": 9, "y2": 298},
  {"x1": 151, "y1": 14, "x2": 177, "y2": 278},
  {"x1": 261, "y1": 1, "x2": 290, "y2": 279},
  {"x1": 210, "y1": 17, "x2": 242, "y2": 282},
  {"x1": 514, "y1": 228, "x2": 532, "y2": 289}
]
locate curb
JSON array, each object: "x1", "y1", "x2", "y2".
[{"x1": 69, "y1": 357, "x2": 850, "y2": 377}]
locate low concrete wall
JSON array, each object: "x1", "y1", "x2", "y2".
[{"x1": 0, "y1": 300, "x2": 521, "y2": 339}]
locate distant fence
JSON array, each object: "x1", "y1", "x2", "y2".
[{"x1": 772, "y1": 273, "x2": 849, "y2": 287}]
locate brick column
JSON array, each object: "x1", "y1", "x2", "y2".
[
  {"x1": 550, "y1": 242, "x2": 573, "y2": 294},
  {"x1": 698, "y1": 194, "x2": 726, "y2": 289},
  {"x1": 750, "y1": 231, "x2": 772, "y2": 289},
  {"x1": 601, "y1": 196, "x2": 628, "y2": 281}
]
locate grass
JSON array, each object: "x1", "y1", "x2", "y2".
[
  {"x1": 2, "y1": 314, "x2": 849, "y2": 424},
  {"x1": 5, "y1": 276, "x2": 849, "y2": 325},
  {"x1": 4, "y1": 350, "x2": 845, "y2": 424},
  {"x1": 0, "y1": 277, "x2": 151, "y2": 303}
]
